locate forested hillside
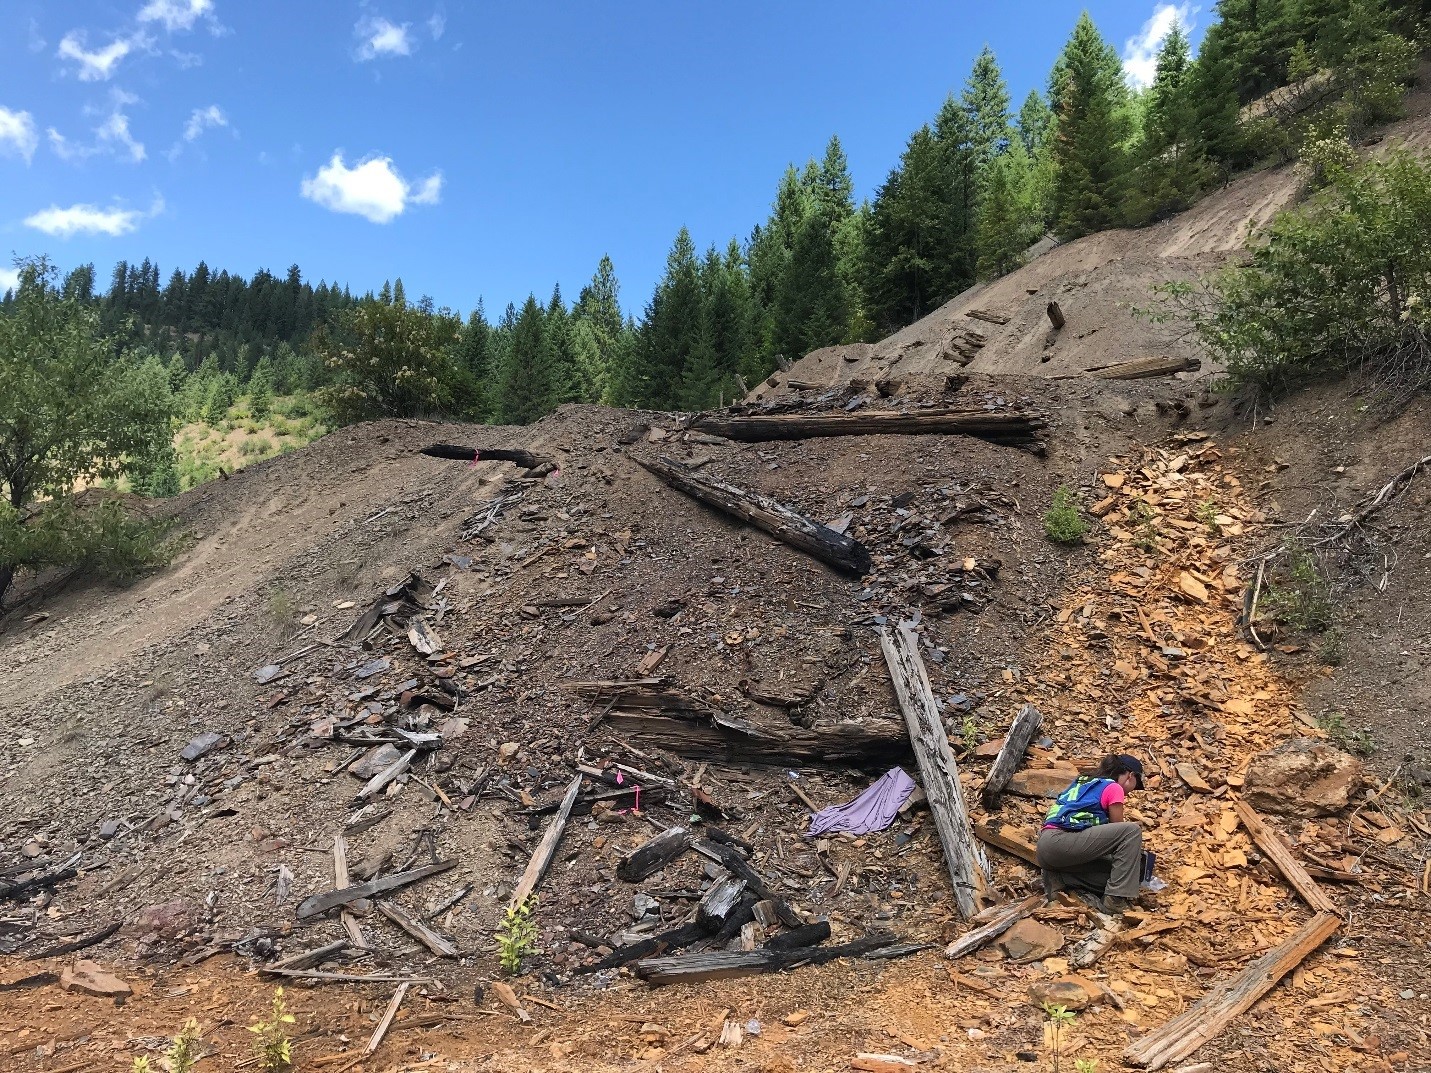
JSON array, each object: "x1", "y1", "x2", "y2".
[{"x1": 3, "y1": 0, "x2": 1424, "y2": 489}]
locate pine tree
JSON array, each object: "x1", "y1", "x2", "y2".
[
  {"x1": 976, "y1": 140, "x2": 1038, "y2": 278},
  {"x1": 497, "y1": 296, "x2": 548, "y2": 424},
  {"x1": 573, "y1": 255, "x2": 626, "y2": 403},
  {"x1": 1051, "y1": 12, "x2": 1133, "y2": 238},
  {"x1": 1017, "y1": 89, "x2": 1054, "y2": 156},
  {"x1": 247, "y1": 355, "x2": 274, "y2": 417},
  {"x1": 456, "y1": 302, "x2": 495, "y2": 419},
  {"x1": 774, "y1": 208, "x2": 849, "y2": 361},
  {"x1": 543, "y1": 286, "x2": 581, "y2": 408},
  {"x1": 863, "y1": 127, "x2": 950, "y2": 331},
  {"x1": 963, "y1": 47, "x2": 1014, "y2": 177},
  {"x1": 628, "y1": 228, "x2": 704, "y2": 409},
  {"x1": 1130, "y1": 21, "x2": 1209, "y2": 223}
]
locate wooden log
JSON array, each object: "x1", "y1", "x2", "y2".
[
  {"x1": 765, "y1": 921, "x2": 832, "y2": 950},
  {"x1": 616, "y1": 826, "x2": 693, "y2": 882},
  {"x1": 266, "y1": 939, "x2": 351, "y2": 972},
  {"x1": 635, "y1": 455, "x2": 872, "y2": 575},
  {"x1": 696, "y1": 877, "x2": 747, "y2": 929},
  {"x1": 420, "y1": 444, "x2": 552, "y2": 469},
  {"x1": 510, "y1": 774, "x2": 582, "y2": 908},
  {"x1": 296, "y1": 862, "x2": 454, "y2": 920},
  {"x1": 973, "y1": 820, "x2": 1040, "y2": 865},
  {"x1": 1233, "y1": 801, "x2": 1339, "y2": 915},
  {"x1": 332, "y1": 835, "x2": 369, "y2": 950},
  {"x1": 1046, "y1": 301, "x2": 1065, "y2": 330},
  {"x1": 965, "y1": 308, "x2": 1011, "y2": 325},
  {"x1": 575, "y1": 921, "x2": 712, "y2": 975},
  {"x1": 944, "y1": 894, "x2": 1042, "y2": 959},
  {"x1": 1123, "y1": 911, "x2": 1342, "y2": 1070},
  {"x1": 23, "y1": 919, "x2": 122, "y2": 960},
  {"x1": 603, "y1": 709, "x2": 908, "y2": 768},
  {"x1": 633, "y1": 933, "x2": 904, "y2": 986},
  {"x1": 376, "y1": 901, "x2": 460, "y2": 958},
  {"x1": 693, "y1": 840, "x2": 803, "y2": 929},
  {"x1": 688, "y1": 407, "x2": 1047, "y2": 449},
  {"x1": 880, "y1": 621, "x2": 990, "y2": 918},
  {"x1": 1082, "y1": 355, "x2": 1202, "y2": 380},
  {"x1": 569, "y1": 679, "x2": 718, "y2": 719},
  {"x1": 980, "y1": 703, "x2": 1043, "y2": 809}
]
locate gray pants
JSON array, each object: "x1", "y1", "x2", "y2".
[{"x1": 1036, "y1": 822, "x2": 1143, "y2": 900}]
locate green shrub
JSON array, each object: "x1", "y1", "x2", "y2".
[
  {"x1": 497, "y1": 895, "x2": 539, "y2": 975},
  {"x1": 1265, "y1": 544, "x2": 1335, "y2": 633},
  {"x1": 1043, "y1": 486, "x2": 1088, "y2": 544}
]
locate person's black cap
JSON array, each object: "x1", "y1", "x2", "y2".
[{"x1": 1119, "y1": 754, "x2": 1145, "y2": 789}]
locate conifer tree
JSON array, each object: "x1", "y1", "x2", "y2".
[
  {"x1": 247, "y1": 355, "x2": 274, "y2": 417},
  {"x1": 626, "y1": 228, "x2": 703, "y2": 409},
  {"x1": 963, "y1": 47, "x2": 1014, "y2": 176},
  {"x1": 573, "y1": 255, "x2": 627, "y2": 403},
  {"x1": 1051, "y1": 13, "x2": 1132, "y2": 238},
  {"x1": 456, "y1": 302, "x2": 494, "y2": 419},
  {"x1": 1130, "y1": 21, "x2": 1208, "y2": 223},
  {"x1": 497, "y1": 296, "x2": 548, "y2": 424},
  {"x1": 975, "y1": 140, "x2": 1039, "y2": 278}
]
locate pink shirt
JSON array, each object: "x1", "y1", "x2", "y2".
[{"x1": 1100, "y1": 781, "x2": 1126, "y2": 810}]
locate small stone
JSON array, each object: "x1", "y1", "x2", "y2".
[
  {"x1": 1028, "y1": 976, "x2": 1100, "y2": 1011},
  {"x1": 1401, "y1": 989, "x2": 1415, "y2": 1000},
  {"x1": 60, "y1": 959, "x2": 131, "y2": 998},
  {"x1": 180, "y1": 732, "x2": 228, "y2": 762},
  {"x1": 498, "y1": 742, "x2": 519, "y2": 761},
  {"x1": 783, "y1": 1010, "x2": 810, "y2": 1027},
  {"x1": 348, "y1": 743, "x2": 402, "y2": 780},
  {"x1": 98, "y1": 820, "x2": 121, "y2": 840}
]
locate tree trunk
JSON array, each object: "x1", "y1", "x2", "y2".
[
  {"x1": 980, "y1": 704, "x2": 1044, "y2": 810},
  {"x1": 419, "y1": 444, "x2": 552, "y2": 470}
]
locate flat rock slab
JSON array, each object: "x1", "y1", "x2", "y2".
[
  {"x1": 60, "y1": 959, "x2": 131, "y2": 998},
  {"x1": 180, "y1": 732, "x2": 228, "y2": 762},
  {"x1": 349, "y1": 743, "x2": 402, "y2": 780},
  {"x1": 1028, "y1": 975, "x2": 1101, "y2": 1011},
  {"x1": 998, "y1": 918, "x2": 1065, "y2": 961},
  {"x1": 1005, "y1": 765, "x2": 1079, "y2": 799}
]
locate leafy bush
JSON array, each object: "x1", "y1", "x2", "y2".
[
  {"x1": 248, "y1": 988, "x2": 295, "y2": 1072},
  {"x1": 497, "y1": 895, "x2": 539, "y2": 975},
  {"x1": 1158, "y1": 150, "x2": 1431, "y2": 401},
  {"x1": 1265, "y1": 544, "x2": 1335, "y2": 633},
  {"x1": 1043, "y1": 486, "x2": 1088, "y2": 544}
]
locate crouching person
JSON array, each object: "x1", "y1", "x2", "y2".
[{"x1": 1036, "y1": 753, "x2": 1146, "y2": 916}]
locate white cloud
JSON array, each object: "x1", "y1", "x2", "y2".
[
  {"x1": 356, "y1": 16, "x2": 413, "y2": 60},
  {"x1": 57, "y1": 31, "x2": 140, "y2": 81},
  {"x1": 0, "y1": 107, "x2": 39, "y2": 164},
  {"x1": 428, "y1": 10, "x2": 446, "y2": 40},
  {"x1": 49, "y1": 90, "x2": 146, "y2": 164},
  {"x1": 300, "y1": 153, "x2": 441, "y2": 223},
  {"x1": 137, "y1": 0, "x2": 215, "y2": 34},
  {"x1": 183, "y1": 104, "x2": 227, "y2": 141},
  {"x1": 1123, "y1": 3, "x2": 1197, "y2": 90},
  {"x1": 24, "y1": 199, "x2": 156, "y2": 238},
  {"x1": 0, "y1": 267, "x2": 19, "y2": 295}
]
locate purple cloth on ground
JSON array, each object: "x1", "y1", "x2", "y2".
[{"x1": 805, "y1": 767, "x2": 916, "y2": 837}]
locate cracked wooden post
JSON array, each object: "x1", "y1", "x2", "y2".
[{"x1": 879, "y1": 620, "x2": 990, "y2": 918}]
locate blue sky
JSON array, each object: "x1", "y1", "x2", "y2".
[{"x1": 0, "y1": 1, "x2": 1202, "y2": 316}]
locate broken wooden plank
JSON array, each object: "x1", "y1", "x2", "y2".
[
  {"x1": 973, "y1": 820, "x2": 1039, "y2": 865},
  {"x1": 574, "y1": 921, "x2": 712, "y2": 975},
  {"x1": 366, "y1": 982, "x2": 410, "y2": 1056},
  {"x1": 569, "y1": 679, "x2": 720, "y2": 719},
  {"x1": 420, "y1": 444, "x2": 552, "y2": 470},
  {"x1": 981, "y1": 703, "x2": 1043, "y2": 809},
  {"x1": 1233, "y1": 801, "x2": 1339, "y2": 915},
  {"x1": 1123, "y1": 911, "x2": 1341, "y2": 1070},
  {"x1": 944, "y1": 894, "x2": 1042, "y2": 959},
  {"x1": 356, "y1": 749, "x2": 416, "y2": 802},
  {"x1": 332, "y1": 835, "x2": 369, "y2": 950},
  {"x1": 376, "y1": 901, "x2": 460, "y2": 958},
  {"x1": 23, "y1": 919, "x2": 122, "y2": 960},
  {"x1": 688, "y1": 407, "x2": 1047, "y2": 450},
  {"x1": 1046, "y1": 301, "x2": 1065, "y2": 329},
  {"x1": 880, "y1": 621, "x2": 990, "y2": 918},
  {"x1": 266, "y1": 940, "x2": 351, "y2": 973},
  {"x1": 635, "y1": 455, "x2": 872, "y2": 575},
  {"x1": 1082, "y1": 355, "x2": 1202, "y2": 380},
  {"x1": 616, "y1": 826, "x2": 693, "y2": 883},
  {"x1": 296, "y1": 862, "x2": 454, "y2": 920},
  {"x1": 509, "y1": 774, "x2": 583, "y2": 908},
  {"x1": 633, "y1": 933, "x2": 905, "y2": 986}
]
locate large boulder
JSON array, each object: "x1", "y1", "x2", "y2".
[{"x1": 1243, "y1": 738, "x2": 1365, "y2": 817}]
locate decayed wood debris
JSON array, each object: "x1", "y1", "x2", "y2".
[
  {"x1": 880, "y1": 620, "x2": 990, "y2": 918},
  {"x1": 688, "y1": 407, "x2": 1047, "y2": 449},
  {"x1": 632, "y1": 932, "x2": 913, "y2": 986},
  {"x1": 296, "y1": 862, "x2": 454, "y2": 920},
  {"x1": 636, "y1": 455, "x2": 872, "y2": 574},
  {"x1": 944, "y1": 894, "x2": 1042, "y2": 959},
  {"x1": 980, "y1": 703, "x2": 1043, "y2": 809},
  {"x1": 509, "y1": 774, "x2": 583, "y2": 908},
  {"x1": 420, "y1": 443, "x2": 553, "y2": 470},
  {"x1": 1077, "y1": 355, "x2": 1201, "y2": 380},
  {"x1": 602, "y1": 707, "x2": 908, "y2": 767}
]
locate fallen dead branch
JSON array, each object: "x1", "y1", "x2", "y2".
[
  {"x1": 981, "y1": 703, "x2": 1043, "y2": 809},
  {"x1": 687, "y1": 407, "x2": 1047, "y2": 450},
  {"x1": 632, "y1": 932, "x2": 910, "y2": 986},
  {"x1": 509, "y1": 774, "x2": 583, "y2": 908},
  {"x1": 296, "y1": 862, "x2": 454, "y2": 920},
  {"x1": 420, "y1": 444, "x2": 553, "y2": 470},
  {"x1": 1233, "y1": 800, "x2": 1339, "y2": 915}
]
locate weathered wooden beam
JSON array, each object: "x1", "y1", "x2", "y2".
[
  {"x1": 981, "y1": 704, "x2": 1043, "y2": 810},
  {"x1": 765, "y1": 921, "x2": 832, "y2": 950},
  {"x1": 965, "y1": 308, "x2": 1011, "y2": 325},
  {"x1": 568, "y1": 679, "x2": 719, "y2": 719},
  {"x1": 973, "y1": 820, "x2": 1039, "y2": 865},
  {"x1": 1081, "y1": 355, "x2": 1202, "y2": 380},
  {"x1": 355, "y1": 749, "x2": 416, "y2": 803},
  {"x1": 603, "y1": 708, "x2": 908, "y2": 768},
  {"x1": 617, "y1": 826, "x2": 693, "y2": 883},
  {"x1": 635, "y1": 455, "x2": 872, "y2": 575},
  {"x1": 1046, "y1": 302, "x2": 1065, "y2": 330},
  {"x1": 509, "y1": 774, "x2": 583, "y2": 908},
  {"x1": 944, "y1": 894, "x2": 1042, "y2": 959},
  {"x1": 880, "y1": 621, "x2": 990, "y2": 918},
  {"x1": 296, "y1": 862, "x2": 454, "y2": 920},
  {"x1": 696, "y1": 876, "x2": 747, "y2": 930},
  {"x1": 688, "y1": 408, "x2": 1047, "y2": 449},
  {"x1": 1233, "y1": 801, "x2": 1339, "y2": 915},
  {"x1": 1123, "y1": 911, "x2": 1342, "y2": 1070},
  {"x1": 693, "y1": 839, "x2": 803, "y2": 929},
  {"x1": 376, "y1": 901, "x2": 460, "y2": 958},
  {"x1": 420, "y1": 444, "x2": 552, "y2": 470}
]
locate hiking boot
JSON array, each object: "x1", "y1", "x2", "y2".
[{"x1": 1104, "y1": 896, "x2": 1138, "y2": 916}]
